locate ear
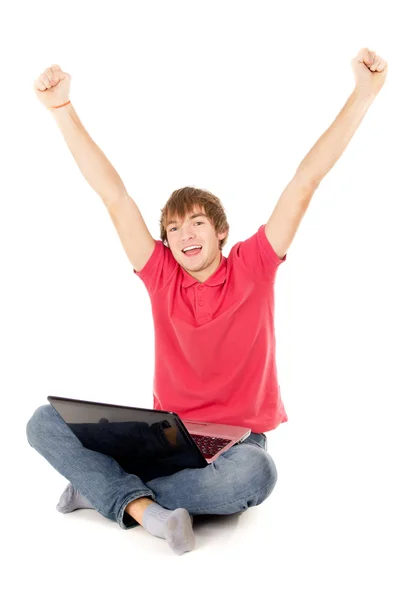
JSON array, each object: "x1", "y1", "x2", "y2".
[{"x1": 217, "y1": 228, "x2": 228, "y2": 241}]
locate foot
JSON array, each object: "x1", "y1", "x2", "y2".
[
  {"x1": 142, "y1": 503, "x2": 195, "y2": 555},
  {"x1": 164, "y1": 508, "x2": 195, "y2": 555},
  {"x1": 56, "y1": 483, "x2": 94, "y2": 513}
]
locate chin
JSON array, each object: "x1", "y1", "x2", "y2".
[{"x1": 183, "y1": 259, "x2": 204, "y2": 270}]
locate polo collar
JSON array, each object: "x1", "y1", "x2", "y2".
[{"x1": 181, "y1": 254, "x2": 227, "y2": 288}]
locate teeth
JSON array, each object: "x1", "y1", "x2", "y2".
[{"x1": 182, "y1": 245, "x2": 202, "y2": 252}]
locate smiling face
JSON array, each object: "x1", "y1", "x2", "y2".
[{"x1": 166, "y1": 205, "x2": 227, "y2": 282}]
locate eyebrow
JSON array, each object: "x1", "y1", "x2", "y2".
[{"x1": 166, "y1": 212, "x2": 208, "y2": 227}]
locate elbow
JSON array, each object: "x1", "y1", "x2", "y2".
[{"x1": 294, "y1": 170, "x2": 320, "y2": 192}]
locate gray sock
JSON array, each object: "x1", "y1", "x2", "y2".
[
  {"x1": 56, "y1": 483, "x2": 94, "y2": 513},
  {"x1": 142, "y1": 503, "x2": 195, "y2": 555}
]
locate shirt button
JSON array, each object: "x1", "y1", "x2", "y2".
[
  {"x1": 198, "y1": 301, "x2": 204, "y2": 306},
  {"x1": 198, "y1": 285, "x2": 203, "y2": 290}
]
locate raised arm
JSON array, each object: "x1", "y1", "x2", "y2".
[
  {"x1": 34, "y1": 64, "x2": 155, "y2": 272},
  {"x1": 265, "y1": 48, "x2": 388, "y2": 260}
]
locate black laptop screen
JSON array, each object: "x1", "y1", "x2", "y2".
[{"x1": 48, "y1": 396, "x2": 207, "y2": 481}]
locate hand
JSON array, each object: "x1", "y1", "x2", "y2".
[
  {"x1": 351, "y1": 48, "x2": 388, "y2": 98},
  {"x1": 33, "y1": 64, "x2": 71, "y2": 109}
]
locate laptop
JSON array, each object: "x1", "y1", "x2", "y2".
[{"x1": 47, "y1": 396, "x2": 251, "y2": 481}]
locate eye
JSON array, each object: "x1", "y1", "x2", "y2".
[{"x1": 168, "y1": 221, "x2": 204, "y2": 233}]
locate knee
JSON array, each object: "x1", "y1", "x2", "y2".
[
  {"x1": 26, "y1": 404, "x2": 54, "y2": 448},
  {"x1": 255, "y1": 452, "x2": 278, "y2": 505},
  {"x1": 242, "y1": 450, "x2": 278, "y2": 507}
]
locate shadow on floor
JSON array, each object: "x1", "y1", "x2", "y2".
[{"x1": 192, "y1": 511, "x2": 244, "y2": 530}]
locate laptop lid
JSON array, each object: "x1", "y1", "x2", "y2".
[{"x1": 48, "y1": 395, "x2": 210, "y2": 481}]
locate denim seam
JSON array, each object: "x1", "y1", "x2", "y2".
[
  {"x1": 246, "y1": 440, "x2": 266, "y2": 450},
  {"x1": 187, "y1": 477, "x2": 277, "y2": 514}
]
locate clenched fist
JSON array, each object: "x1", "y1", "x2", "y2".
[{"x1": 33, "y1": 64, "x2": 71, "y2": 109}]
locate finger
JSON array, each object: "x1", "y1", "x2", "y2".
[
  {"x1": 357, "y1": 47, "x2": 376, "y2": 66},
  {"x1": 357, "y1": 47, "x2": 373, "y2": 63},
  {"x1": 369, "y1": 58, "x2": 381, "y2": 72},
  {"x1": 49, "y1": 64, "x2": 63, "y2": 80},
  {"x1": 34, "y1": 77, "x2": 47, "y2": 92},
  {"x1": 40, "y1": 73, "x2": 51, "y2": 88},
  {"x1": 371, "y1": 57, "x2": 387, "y2": 72},
  {"x1": 44, "y1": 67, "x2": 56, "y2": 83},
  {"x1": 367, "y1": 49, "x2": 376, "y2": 63},
  {"x1": 374, "y1": 59, "x2": 387, "y2": 72}
]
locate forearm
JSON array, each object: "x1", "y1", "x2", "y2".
[
  {"x1": 296, "y1": 88, "x2": 376, "y2": 187},
  {"x1": 50, "y1": 102, "x2": 127, "y2": 205}
]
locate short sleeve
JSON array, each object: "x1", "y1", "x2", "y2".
[
  {"x1": 133, "y1": 240, "x2": 177, "y2": 296},
  {"x1": 230, "y1": 224, "x2": 287, "y2": 282}
]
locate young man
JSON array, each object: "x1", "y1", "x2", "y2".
[{"x1": 27, "y1": 48, "x2": 387, "y2": 556}]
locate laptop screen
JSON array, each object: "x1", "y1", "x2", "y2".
[{"x1": 48, "y1": 396, "x2": 207, "y2": 481}]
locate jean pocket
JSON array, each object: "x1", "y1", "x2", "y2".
[{"x1": 247, "y1": 433, "x2": 267, "y2": 450}]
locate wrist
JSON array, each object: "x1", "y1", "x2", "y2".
[
  {"x1": 352, "y1": 86, "x2": 377, "y2": 104},
  {"x1": 48, "y1": 99, "x2": 71, "y2": 111}
]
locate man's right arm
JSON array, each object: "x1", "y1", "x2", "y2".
[{"x1": 51, "y1": 103, "x2": 156, "y2": 272}]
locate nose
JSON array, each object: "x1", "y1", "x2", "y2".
[
  {"x1": 181, "y1": 235, "x2": 194, "y2": 243},
  {"x1": 180, "y1": 229, "x2": 195, "y2": 243}
]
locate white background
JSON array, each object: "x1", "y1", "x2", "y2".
[{"x1": 1, "y1": 1, "x2": 397, "y2": 598}]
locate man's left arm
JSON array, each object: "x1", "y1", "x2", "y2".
[{"x1": 265, "y1": 47, "x2": 388, "y2": 260}]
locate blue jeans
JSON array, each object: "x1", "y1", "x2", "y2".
[{"x1": 26, "y1": 404, "x2": 278, "y2": 529}]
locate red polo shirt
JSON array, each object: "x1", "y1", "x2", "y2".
[{"x1": 134, "y1": 224, "x2": 288, "y2": 433}]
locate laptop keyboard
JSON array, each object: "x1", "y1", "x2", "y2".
[{"x1": 190, "y1": 434, "x2": 231, "y2": 459}]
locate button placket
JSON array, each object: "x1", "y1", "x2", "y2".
[{"x1": 197, "y1": 284, "x2": 205, "y2": 309}]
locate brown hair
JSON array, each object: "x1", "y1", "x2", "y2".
[{"x1": 159, "y1": 186, "x2": 230, "y2": 251}]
